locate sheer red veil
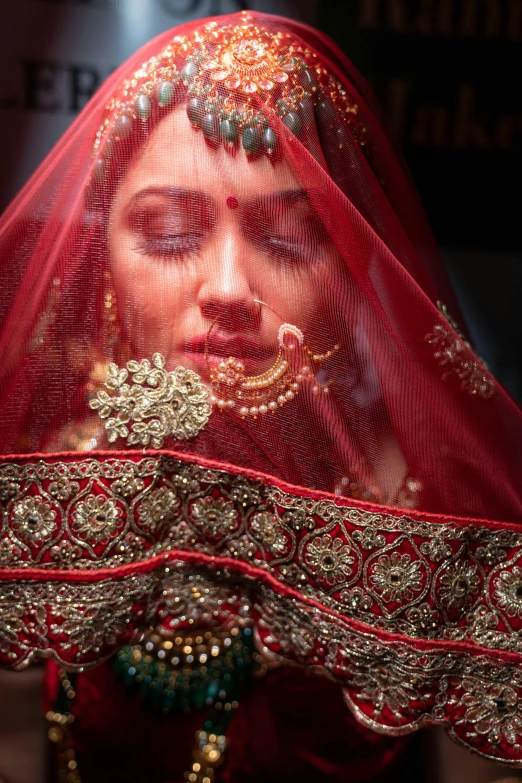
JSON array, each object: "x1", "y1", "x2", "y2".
[{"x1": 0, "y1": 10, "x2": 521, "y2": 767}]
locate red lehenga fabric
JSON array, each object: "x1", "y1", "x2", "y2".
[{"x1": 0, "y1": 10, "x2": 521, "y2": 780}]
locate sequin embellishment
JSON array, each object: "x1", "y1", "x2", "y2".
[{"x1": 89, "y1": 353, "x2": 211, "y2": 447}]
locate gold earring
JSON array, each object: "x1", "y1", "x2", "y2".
[{"x1": 206, "y1": 299, "x2": 339, "y2": 419}]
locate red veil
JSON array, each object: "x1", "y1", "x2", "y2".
[{"x1": 0, "y1": 10, "x2": 521, "y2": 777}]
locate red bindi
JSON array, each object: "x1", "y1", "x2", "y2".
[{"x1": 226, "y1": 196, "x2": 239, "y2": 209}]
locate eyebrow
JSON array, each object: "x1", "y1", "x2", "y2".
[
  {"x1": 247, "y1": 188, "x2": 310, "y2": 210},
  {"x1": 125, "y1": 187, "x2": 213, "y2": 212}
]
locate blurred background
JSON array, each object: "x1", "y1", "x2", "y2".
[
  {"x1": 0, "y1": 3, "x2": 520, "y2": 782},
  {"x1": 1, "y1": 0, "x2": 520, "y2": 401}
]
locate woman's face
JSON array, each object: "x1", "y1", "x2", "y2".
[{"x1": 108, "y1": 109, "x2": 343, "y2": 377}]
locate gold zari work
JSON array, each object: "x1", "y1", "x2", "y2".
[
  {"x1": 425, "y1": 302, "x2": 494, "y2": 399},
  {"x1": 94, "y1": 16, "x2": 363, "y2": 153},
  {"x1": 0, "y1": 455, "x2": 522, "y2": 656},
  {"x1": 89, "y1": 353, "x2": 211, "y2": 447}
]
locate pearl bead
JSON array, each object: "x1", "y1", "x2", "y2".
[
  {"x1": 277, "y1": 395, "x2": 286, "y2": 405},
  {"x1": 323, "y1": 386, "x2": 330, "y2": 394},
  {"x1": 227, "y1": 357, "x2": 236, "y2": 367},
  {"x1": 312, "y1": 385, "x2": 319, "y2": 394},
  {"x1": 291, "y1": 382, "x2": 299, "y2": 391},
  {"x1": 296, "y1": 374, "x2": 303, "y2": 383},
  {"x1": 259, "y1": 404, "x2": 268, "y2": 414},
  {"x1": 268, "y1": 401, "x2": 278, "y2": 411},
  {"x1": 218, "y1": 361, "x2": 227, "y2": 372},
  {"x1": 301, "y1": 366, "x2": 311, "y2": 375},
  {"x1": 250, "y1": 406, "x2": 259, "y2": 417},
  {"x1": 227, "y1": 400, "x2": 235, "y2": 408},
  {"x1": 210, "y1": 395, "x2": 217, "y2": 405},
  {"x1": 235, "y1": 361, "x2": 244, "y2": 373},
  {"x1": 239, "y1": 407, "x2": 249, "y2": 417},
  {"x1": 285, "y1": 390, "x2": 295, "y2": 401},
  {"x1": 217, "y1": 399, "x2": 227, "y2": 409},
  {"x1": 217, "y1": 373, "x2": 226, "y2": 382}
]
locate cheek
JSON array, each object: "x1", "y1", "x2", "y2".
[{"x1": 108, "y1": 228, "x2": 194, "y2": 349}]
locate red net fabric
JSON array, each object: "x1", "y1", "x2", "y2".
[{"x1": 0, "y1": 10, "x2": 521, "y2": 768}]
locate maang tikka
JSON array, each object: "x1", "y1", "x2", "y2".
[{"x1": 90, "y1": 295, "x2": 339, "y2": 447}]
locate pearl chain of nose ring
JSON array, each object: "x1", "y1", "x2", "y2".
[{"x1": 205, "y1": 299, "x2": 338, "y2": 419}]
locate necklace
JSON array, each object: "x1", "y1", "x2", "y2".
[{"x1": 47, "y1": 626, "x2": 257, "y2": 783}]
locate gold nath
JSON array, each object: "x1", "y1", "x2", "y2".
[{"x1": 206, "y1": 299, "x2": 338, "y2": 419}]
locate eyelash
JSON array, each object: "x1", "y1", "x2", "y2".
[
  {"x1": 265, "y1": 235, "x2": 319, "y2": 266},
  {"x1": 134, "y1": 233, "x2": 201, "y2": 259}
]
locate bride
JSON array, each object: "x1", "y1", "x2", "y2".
[{"x1": 0, "y1": 10, "x2": 520, "y2": 782}]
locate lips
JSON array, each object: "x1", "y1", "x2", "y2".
[{"x1": 183, "y1": 333, "x2": 275, "y2": 374}]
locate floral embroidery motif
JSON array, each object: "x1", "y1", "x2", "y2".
[
  {"x1": 50, "y1": 540, "x2": 82, "y2": 566},
  {"x1": 72, "y1": 495, "x2": 122, "y2": 543},
  {"x1": 0, "y1": 478, "x2": 19, "y2": 504},
  {"x1": 438, "y1": 560, "x2": 481, "y2": 610},
  {"x1": 340, "y1": 586, "x2": 373, "y2": 612},
  {"x1": 190, "y1": 496, "x2": 239, "y2": 539},
  {"x1": 420, "y1": 535, "x2": 452, "y2": 563},
  {"x1": 283, "y1": 509, "x2": 314, "y2": 532},
  {"x1": 370, "y1": 552, "x2": 423, "y2": 602},
  {"x1": 250, "y1": 512, "x2": 288, "y2": 555},
  {"x1": 0, "y1": 538, "x2": 20, "y2": 565},
  {"x1": 460, "y1": 680, "x2": 522, "y2": 747},
  {"x1": 425, "y1": 302, "x2": 494, "y2": 399},
  {"x1": 12, "y1": 497, "x2": 57, "y2": 544},
  {"x1": 90, "y1": 353, "x2": 211, "y2": 447},
  {"x1": 352, "y1": 527, "x2": 385, "y2": 551},
  {"x1": 137, "y1": 488, "x2": 179, "y2": 530},
  {"x1": 494, "y1": 567, "x2": 522, "y2": 619},
  {"x1": 304, "y1": 534, "x2": 354, "y2": 586},
  {"x1": 0, "y1": 558, "x2": 521, "y2": 763},
  {"x1": 200, "y1": 30, "x2": 293, "y2": 94},
  {"x1": 353, "y1": 662, "x2": 422, "y2": 715},
  {"x1": 48, "y1": 478, "x2": 79, "y2": 501},
  {"x1": 112, "y1": 475, "x2": 145, "y2": 498},
  {"x1": 1, "y1": 456, "x2": 522, "y2": 657}
]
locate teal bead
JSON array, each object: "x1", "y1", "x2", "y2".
[
  {"x1": 157, "y1": 81, "x2": 175, "y2": 108},
  {"x1": 282, "y1": 111, "x2": 302, "y2": 137},
  {"x1": 262, "y1": 127, "x2": 278, "y2": 155},
  {"x1": 114, "y1": 114, "x2": 133, "y2": 140},
  {"x1": 298, "y1": 97, "x2": 315, "y2": 129},
  {"x1": 135, "y1": 94, "x2": 151, "y2": 121},
  {"x1": 315, "y1": 96, "x2": 337, "y2": 125},
  {"x1": 300, "y1": 68, "x2": 318, "y2": 91},
  {"x1": 187, "y1": 97, "x2": 203, "y2": 127},
  {"x1": 202, "y1": 112, "x2": 219, "y2": 145},
  {"x1": 181, "y1": 60, "x2": 198, "y2": 82},
  {"x1": 92, "y1": 156, "x2": 105, "y2": 183},
  {"x1": 220, "y1": 119, "x2": 238, "y2": 144},
  {"x1": 242, "y1": 126, "x2": 261, "y2": 154}
]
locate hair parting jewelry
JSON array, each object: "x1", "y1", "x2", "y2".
[
  {"x1": 206, "y1": 299, "x2": 339, "y2": 419},
  {"x1": 91, "y1": 17, "x2": 366, "y2": 176}
]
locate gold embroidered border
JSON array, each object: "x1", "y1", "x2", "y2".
[
  {"x1": 1, "y1": 455, "x2": 521, "y2": 654},
  {"x1": 0, "y1": 562, "x2": 520, "y2": 765}
]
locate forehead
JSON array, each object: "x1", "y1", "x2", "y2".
[{"x1": 119, "y1": 108, "x2": 301, "y2": 201}]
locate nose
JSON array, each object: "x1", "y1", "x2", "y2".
[{"x1": 197, "y1": 229, "x2": 259, "y2": 332}]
